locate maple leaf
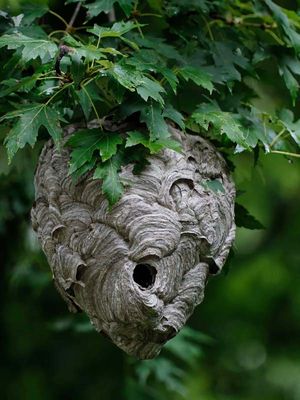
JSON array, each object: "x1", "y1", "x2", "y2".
[
  {"x1": 179, "y1": 66, "x2": 214, "y2": 94},
  {"x1": 93, "y1": 153, "x2": 124, "y2": 206},
  {"x1": 191, "y1": 103, "x2": 248, "y2": 148},
  {"x1": 4, "y1": 105, "x2": 63, "y2": 162},
  {"x1": 67, "y1": 129, "x2": 123, "y2": 174},
  {"x1": 0, "y1": 33, "x2": 57, "y2": 62},
  {"x1": 140, "y1": 103, "x2": 169, "y2": 140}
]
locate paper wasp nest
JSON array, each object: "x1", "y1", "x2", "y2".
[{"x1": 31, "y1": 124, "x2": 235, "y2": 359}]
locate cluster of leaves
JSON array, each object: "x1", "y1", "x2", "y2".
[{"x1": 0, "y1": 0, "x2": 299, "y2": 208}]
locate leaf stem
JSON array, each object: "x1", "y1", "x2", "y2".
[
  {"x1": 201, "y1": 15, "x2": 214, "y2": 40},
  {"x1": 90, "y1": 35, "x2": 101, "y2": 69},
  {"x1": 270, "y1": 150, "x2": 300, "y2": 158},
  {"x1": 139, "y1": 13, "x2": 162, "y2": 18},
  {"x1": 135, "y1": 18, "x2": 144, "y2": 38},
  {"x1": 270, "y1": 128, "x2": 285, "y2": 148},
  {"x1": 49, "y1": 10, "x2": 69, "y2": 28},
  {"x1": 265, "y1": 29, "x2": 285, "y2": 45},
  {"x1": 38, "y1": 76, "x2": 65, "y2": 81},
  {"x1": 81, "y1": 85, "x2": 103, "y2": 129},
  {"x1": 45, "y1": 82, "x2": 73, "y2": 106},
  {"x1": 48, "y1": 30, "x2": 67, "y2": 39}
]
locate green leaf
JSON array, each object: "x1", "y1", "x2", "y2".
[
  {"x1": 0, "y1": 74, "x2": 40, "y2": 98},
  {"x1": 42, "y1": 107, "x2": 64, "y2": 146},
  {"x1": 191, "y1": 103, "x2": 248, "y2": 148},
  {"x1": 209, "y1": 41, "x2": 250, "y2": 83},
  {"x1": 71, "y1": 157, "x2": 97, "y2": 182},
  {"x1": 279, "y1": 65, "x2": 299, "y2": 105},
  {"x1": 4, "y1": 105, "x2": 63, "y2": 162},
  {"x1": 110, "y1": 63, "x2": 165, "y2": 103},
  {"x1": 235, "y1": 203, "x2": 264, "y2": 230},
  {"x1": 93, "y1": 154, "x2": 124, "y2": 206},
  {"x1": 135, "y1": 357, "x2": 184, "y2": 394},
  {"x1": 100, "y1": 134, "x2": 123, "y2": 161},
  {"x1": 109, "y1": 63, "x2": 138, "y2": 90},
  {"x1": 179, "y1": 66, "x2": 214, "y2": 94},
  {"x1": 237, "y1": 107, "x2": 270, "y2": 151},
  {"x1": 157, "y1": 66, "x2": 178, "y2": 93},
  {"x1": 125, "y1": 130, "x2": 147, "y2": 148},
  {"x1": 133, "y1": 35, "x2": 182, "y2": 61},
  {"x1": 163, "y1": 105, "x2": 185, "y2": 130},
  {"x1": 165, "y1": 326, "x2": 211, "y2": 366},
  {"x1": 64, "y1": 35, "x2": 107, "y2": 63},
  {"x1": 0, "y1": 33, "x2": 57, "y2": 63},
  {"x1": 140, "y1": 103, "x2": 170, "y2": 140},
  {"x1": 85, "y1": 0, "x2": 118, "y2": 18},
  {"x1": 136, "y1": 77, "x2": 165, "y2": 104},
  {"x1": 118, "y1": 0, "x2": 135, "y2": 17},
  {"x1": 278, "y1": 109, "x2": 300, "y2": 146},
  {"x1": 152, "y1": 138, "x2": 182, "y2": 153},
  {"x1": 75, "y1": 81, "x2": 103, "y2": 120},
  {"x1": 21, "y1": 3, "x2": 49, "y2": 26},
  {"x1": 76, "y1": 89, "x2": 91, "y2": 120},
  {"x1": 70, "y1": 53, "x2": 86, "y2": 86},
  {"x1": 87, "y1": 21, "x2": 138, "y2": 38},
  {"x1": 67, "y1": 129, "x2": 123, "y2": 174},
  {"x1": 265, "y1": 0, "x2": 300, "y2": 53},
  {"x1": 85, "y1": 0, "x2": 136, "y2": 20},
  {"x1": 126, "y1": 130, "x2": 181, "y2": 154}
]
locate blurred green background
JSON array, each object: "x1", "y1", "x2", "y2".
[{"x1": 0, "y1": 0, "x2": 300, "y2": 399}]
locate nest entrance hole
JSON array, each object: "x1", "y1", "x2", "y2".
[{"x1": 133, "y1": 264, "x2": 157, "y2": 289}]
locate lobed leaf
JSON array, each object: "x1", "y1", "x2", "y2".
[
  {"x1": 87, "y1": 21, "x2": 139, "y2": 38},
  {"x1": 84, "y1": 0, "x2": 135, "y2": 19},
  {"x1": 0, "y1": 33, "x2": 57, "y2": 63},
  {"x1": 136, "y1": 77, "x2": 165, "y2": 105},
  {"x1": 4, "y1": 105, "x2": 63, "y2": 162},
  {"x1": 93, "y1": 154, "x2": 124, "y2": 206},
  {"x1": 126, "y1": 130, "x2": 181, "y2": 154},
  {"x1": 179, "y1": 66, "x2": 214, "y2": 94},
  {"x1": 191, "y1": 103, "x2": 248, "y2": 148},
  {"x1": 140, "y1": 103, "x2": 170, "y2": 140},
  {"x1": 67, "y1": 128, "x2": 123, "y2": 174}
]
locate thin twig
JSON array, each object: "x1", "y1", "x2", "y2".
[
  {"x1": 67, "y1": 2, "x2": 81, "y2": 32},
  {"x1": 108, "y1": 7, "x2": 116, "y2": 22},
  {"x1": 81, "y1": 85, "x2": 103, "y2": 129}
]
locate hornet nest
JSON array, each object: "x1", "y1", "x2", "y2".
[{"x1": 31, "y1": 122, "x2": 235, "y2": 359}]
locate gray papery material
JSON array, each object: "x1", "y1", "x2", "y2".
[{"x1": 32, "y1": 125, "x2": 236, "y2": 359}]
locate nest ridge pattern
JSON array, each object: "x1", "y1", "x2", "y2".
[{"x1": 31, "y1": 125, "x2": 236, "y2": 359}]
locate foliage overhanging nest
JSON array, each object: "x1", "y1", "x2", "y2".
[{"x1": 0, "y1": 0, "x2": 299, "y2": 208}]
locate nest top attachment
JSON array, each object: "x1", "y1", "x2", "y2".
[{"x1": 32, "y1": 125, "x2": 235, "y2": 359}]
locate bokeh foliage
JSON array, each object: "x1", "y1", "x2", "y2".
[{"x1": 0, "y1": 0, "x2": 300, "y2": 399}]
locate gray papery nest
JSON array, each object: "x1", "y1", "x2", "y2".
[{"x1": 31, "y1": 124, "x2": 236, "y2": 359}]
